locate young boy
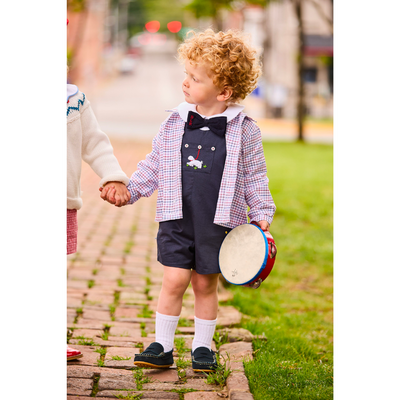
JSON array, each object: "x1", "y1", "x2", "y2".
[{"x1": 101, "y1": 29, "x2": 276, "y2": 371}]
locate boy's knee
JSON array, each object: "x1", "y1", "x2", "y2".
[
  {"x1": 163, "y1": 272, "x2": 189, "y2": 295},
  {"x1": 192, "y1": 275, "x2": 218, "y2": 296}
]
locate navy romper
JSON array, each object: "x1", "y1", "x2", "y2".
[{"x1": 157, "y1": 115, "x2": 231, "y2": 275}]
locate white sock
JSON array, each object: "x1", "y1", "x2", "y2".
[
  {"x1": 192, "y1": 316, "x2": 218, "y2": 352},
  {"x1": 155, "y1": 312, "x2": 180, "y2": 353}
]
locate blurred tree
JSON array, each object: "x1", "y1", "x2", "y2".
[
  {"x1": 292, "y1": 0, "x2": 333, "y2": 141},
  {"x1": 127, "y1": 0, "x2": 147, "y2": 36},
  {"x1": 184, "y1": 0, "x2": 233, "y2": 31},
  {"x1": 109, "y1": 0, "x2": 185, "y2": 43},
  {"x1": 289, "y1": 0, "x2": 305, "y2": 141},
  {"x1": 109, "y1": 0, "x2": 147, "y2": 39},
  {"x1": 307, "y1": 0, "x2": 333, "y2": 33},
  {"x1": 67, "y1": 0, "x2": 89, "y2": 77},
  {"x1": 143, "y1": 0, "x2": 186, "y2": 33},
  {"x1": 67, "y1": 0, "x2": 86, "y2": 12}
]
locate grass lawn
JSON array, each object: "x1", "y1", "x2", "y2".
[{"x1": 225, "y1": 141, "x2": 333, "y2": 399}]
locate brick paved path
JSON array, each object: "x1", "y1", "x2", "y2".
[{"x1": 67, "y1": 138, "x2": 255, "y2": 399}]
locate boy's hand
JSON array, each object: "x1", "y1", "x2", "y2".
[
  {"x1": 100, "y1": 182, "x2": 130, "y2": 207},
  {"x1": 256, "y1": 220, "x2": 270, "y2": 232}
]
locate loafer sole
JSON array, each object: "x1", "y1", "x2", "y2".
[
  {"x1": 193, "y1": 367, "x2": 216, "y2": 372},
  {"x1": 67, "y1": 354, "x2": 83, "y2": 361},
  {"x1": 134, "y1": 361, "x2": 173, "y2": 369}
]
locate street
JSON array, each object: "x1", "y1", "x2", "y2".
[{"x1": 90, "y1": 51, "x2": 185, "y2": 141}]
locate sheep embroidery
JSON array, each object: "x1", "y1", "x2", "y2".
[{"x1": 187, "y1": 155, "x2": 203, "y2": 169}]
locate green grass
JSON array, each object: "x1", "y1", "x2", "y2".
[
  {"x1": 111, "y1": 355, "x2": 131, "y2": 360},
  {"x1": 138, "y1": 304, "x2": 153, "y2": 318},
  {"x1": 87, "y1": 279, "x2": 95, "y2": 288},
  {"x1": 174, "y1": 337, "x2": 190, "y2": 356},
  {"x1": 228, "y1": 142, "x2": 333, "y2": 400},
  {"x1": 124, "y1": 240, "x2": 135, "y2": 254},
  {"x1": 75, "y1": 336, "x2": 97, "y2": 346},
  {"x1": 213, "y1": 330, "x2": 230, "y2": 350},
  {"x1": 133, "y1": 368, "x2": 153, "y2": 390},
  {"x1": 177, "y1": 317, "x2": 193, "y2": 327},
  {"x1": 205, "y1": 353, "x2": 232, "y2": 388}
]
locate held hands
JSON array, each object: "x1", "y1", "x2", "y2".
[{"x1": 99, "y1": 182, "x2": 131, "y2": 207}]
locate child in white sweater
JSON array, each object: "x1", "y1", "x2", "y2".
[{"x1": 66, "y1": 82, "x2": 130, "y2": 360}]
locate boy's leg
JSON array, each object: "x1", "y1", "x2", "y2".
[
  {"x1": 190, "y1": 272, "x2": 219, "y2": 371},
  {"x1": 191, "y1": 271, "x2": 219, "y2": 320},
  {"x1": 155, "y1": 266, "x2": 192, "y2": 352},
  {"x1": 191, "y1": 272, "x2": 219, "y2": 357},
  {"x1": 158, "y1": 266, "x2": 192, "y2": 316},
  {"x1": 134, "y1": 266, "x2": 191, "y2": 368}
]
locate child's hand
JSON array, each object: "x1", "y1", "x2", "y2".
[
  {"x1": 100, "y1": 182, "x2": 130, "y2": 207},
  {"x1": 99, "y1": 185, "x2": 115, "y2": 204},
  {"x1": 256, "y1": 220, "x2": 270, "y2": 232}
]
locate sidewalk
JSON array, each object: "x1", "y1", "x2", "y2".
[
  {"x1": 257, "y1": 117, "x2": 333, "y2": 144},
  {"x1": 242, "y1": 96, "x2": 333, "y2": 144},
  {"x1": 67, "y1": 139, "x2": 256, "y2": 399}
]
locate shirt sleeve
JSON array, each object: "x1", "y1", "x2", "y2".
[
  {"x1": 126, "y1": 122, "x2": 164, "y2": 204},
  {"x1": 241, "y1": 118, "x2": 276, "y2": 225},
  {"x1": 80, "y1": 101, "x2": 129, "y2": 186}
]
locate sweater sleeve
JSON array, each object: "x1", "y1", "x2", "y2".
[
  {"x1": 241, "y1": 118, "x2": 276, "y2": 225},
  {"x1": 80, "y1": 101, "x2": 129, "y2": 187}
]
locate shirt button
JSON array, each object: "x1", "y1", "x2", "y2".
[
  {"x1": 211, "y1": 147, "x2": 215, "y2": 151},
  {"x1": 198, "y1": 145, "x2": 202, "y2": 149},
  {"x1": 185, "y1": 144, "x2": 189, "y2": 148}
]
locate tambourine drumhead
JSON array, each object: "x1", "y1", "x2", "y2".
[{"x1": 219, "y1": 224, "x2": 268, "y2": 285}]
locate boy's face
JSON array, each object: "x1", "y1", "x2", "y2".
[{"x1": 182, "y1": 60, "x2": 223, "y2": 113}]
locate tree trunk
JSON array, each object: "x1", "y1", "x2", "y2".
[
  {"x1": 294, "y1": 0, "x2": 305, "y2": 142},
  {"x1": 306, "y1": 0, "x2": 333, "y2": 33}
]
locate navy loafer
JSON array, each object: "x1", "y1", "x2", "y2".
[
  {"x1": 134, "y1": 342, "x2": 174, "y2": 368},
  {"x1": 191, "y1": 346, "x2": 218, "y2": 372}
]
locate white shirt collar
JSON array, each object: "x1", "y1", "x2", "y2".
[
  {"x1": 67, "y1": 84, "x2": 79, "y2": 102},
  {"x1": 175, "y1": 102, "x2": 244, "y2": 123}
]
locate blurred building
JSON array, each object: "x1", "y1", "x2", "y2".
[
  {"x1": 67, "y1": 0, "x2": 108, "y2": 90},
  {"x1": 216, "y1": 1, "x2": 333, "y2": 120},
  {"x1": 262, "y1": 0, "x2": 333, "y2": 119},
  {"x1": 67, "y1": 0, "x2": 129, "y2": 93}
]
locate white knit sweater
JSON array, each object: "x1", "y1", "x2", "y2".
[{"x1": 67, "y1": 84, "x2": 129, "y2": 210}]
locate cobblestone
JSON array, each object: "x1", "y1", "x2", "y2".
[
  {"x1": 230, "y1": 392, "x2": 255, "y2": 400},
  {"x1": 219, "y1": 342, "x2": 254, "y2": 362},
  {"x1": 66, "y1": 377, "x2": 93, "y2": 396},
  {"x1": 226, "y1": 372, "x2": 251, "y2": 396},
  {"x1": 185, "y1": 392, "x2": 228, "y2": 399},
  {"x1": 71, "y1": 328, "x2": 103, "y2": 338}
]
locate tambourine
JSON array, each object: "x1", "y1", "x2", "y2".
[{"x1": 218, "y1": 223, "x2": 277, "y2": 289}]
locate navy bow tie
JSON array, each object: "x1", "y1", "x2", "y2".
[{"x1": 186, "y1": 111, "x2": 227, "y2": 137}]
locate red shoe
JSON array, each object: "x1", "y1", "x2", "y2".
[{"x1": 67, "y1": 345, "x2": 83, "y2": 361}]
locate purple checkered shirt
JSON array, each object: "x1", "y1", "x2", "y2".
[{"x1": 127, "y1": 110, "x2": 276, "y2": 229}]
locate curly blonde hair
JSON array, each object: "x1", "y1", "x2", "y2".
[{"x1": 177, "y1": 29, "x2": 262, "y2": 103}]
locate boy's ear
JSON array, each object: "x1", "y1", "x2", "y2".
[{"x1": 217, "y1": 87, "x2": 233, "y2": 102}]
